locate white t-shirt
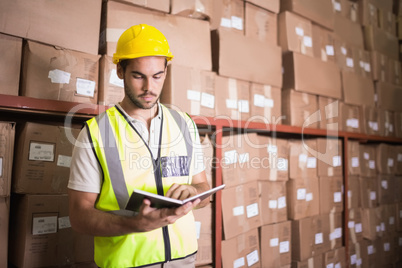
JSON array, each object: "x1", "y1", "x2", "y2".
[{"x1": 67, "y1": 104, "x2": 206, "y2": 193}]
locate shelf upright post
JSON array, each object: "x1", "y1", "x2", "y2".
[
  {"x1": 214, "y1": 122, "x2": 223, "y2": 268},
  {"x1": 343, "y1": 136, "x2": 350, "y2": 267}
]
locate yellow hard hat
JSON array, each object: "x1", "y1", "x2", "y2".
[{"x1": 112, "y1": 24, "x2": 173, "y2": 64}]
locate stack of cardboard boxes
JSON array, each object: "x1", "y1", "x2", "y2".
[{"x1": 347, "y1": 141, "x2": 402, "y2": 267}]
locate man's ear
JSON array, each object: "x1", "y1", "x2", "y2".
[{"x1": 116, "y1": 63, "x2": 124, "y2": 79}]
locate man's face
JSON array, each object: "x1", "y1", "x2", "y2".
[{"x1": 117, "y1": 56, "x2": 166, "y2": 110}]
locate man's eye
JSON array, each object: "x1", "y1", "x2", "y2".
[
  {"x1": 154, "y1": 76, "x2": 162, "y2": 80},
  {"x1": 133, "y1": 75, "x2": 143, "y2": 79}
]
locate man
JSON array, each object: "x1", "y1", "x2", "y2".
[{"x1": 68, "y1": 24, "x2": 210, "y2": 268}]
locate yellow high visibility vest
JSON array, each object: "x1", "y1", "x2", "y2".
[{"x1": 86, "y1": 104, "x2": 198, "y2": 268}]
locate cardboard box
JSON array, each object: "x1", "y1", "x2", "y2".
[
  {"x1": 291, "y1": 214, "x2": 330, "y2": 261},
  {"x1": 348, "y1": 242, "x2": 363, "y2": 268},
  {"x1": 379, "y1": 109, "x2": 395, "y2": 137},
  {"x1": 360, "y1": 239, "x2": 380, "y2": 267},
  {"x1": 288, "y1": 139, "x2": 318, "y2": 180},
  {"x1": 286, "y1": 177, "x2": 319, "y2": 220},
  {"x1": 312, "y1": 23, "x2": 336, "y2": 63},
  {"x1": 0, "y1": 33, "x2": 22, "y2": 96},
  {"x1": 364, "y1": 25, "x2": 399, "y2": 60},
  {"x1": 375, "y1": 82, "x2": 402, "y2": 112},
  {"x1": 362, "y1": 207, "x2": 382, "y2": 240},
  {"x1": 0, "y1": 122, "x2": 16, "y2": 197},
  {"x1": 348, "y1": 208, "x2": 364, "y2": 243},
  {"x1": 333, "y1": 0, "x2": 359, "y2": 23},
  {"x1": 221, "y1": 228, "x2": 261, "y2": 268},
  {"x1": 245, "y1": 0, "x2": 280, "y2": 13},
  {"x1": 249, "y1": 83, "x2": 282, "y2": 124},
  {"x1": 378, "y1": 235, "x2": 397, "y2": 266},
  {"x1": 221, "y1": 181, "x2": 262, "y2": 240},
  {"x1": 359, "y1": 0, "x2": 380, "y2": 27},
  {"x1": 193, "y1": 204, "x2": 213, "y2": 266},
  {"x1": 323, "y1": 247, "x2": 346, "y2": 268},
  {"x1": 382, "y1": 203, "x2": 397, "y2": 233},
  {"x1": 210, "y1": 0, "x2": 244, "y2": 33},
  {"x1": 98, "y1": 55, "x2": 124, "y2": 106},
  {"x1": 281, "y1": 89, "x2": 318, "y2": 128},
  {"x1": 278, "y1": 11, "x2": 314, "y2": 57},
  {"x1": 348, "y1": 141, "x2": 361, "y2": 176},
  {"x1": 319, "y1": 177, "x2": 344, "y2": 214},
  {"x1": 21, "y1": 41, "x2": 100, "y2": 104},
  {"x1": 291, "y1": 254, "x2": 323, "y2": 268},
  {"x1": 0, "y1": 0, "x2": 101, "y2": 55},
  {"x1": 359, "y1": 145, "x2": 377, "y2": 177},
  {"x1": 283, "y1": 52, "x2": 342, "y2": 99},
  {"x1": 328, "y1": 212, "x2": 343, "y2": 250},
  {"x1": 259, "y1": 221, "x2": 291, "y2": 268},
  {"x1": 114, "y1": 0, "x2": 169, "y2": 12},
  {"x1": 359, "y1": 177, "x2": 379, "y2": 209},
  {"x1": 245, "y1": 3, "x2": 278, "y2": 45},
  {"x1": 361, "y1": 105, "x2": 382, "y2": 135},
  {"x1": 100, "y1": 1, "x2": 212, "y2": 71},
  {"x1": 370, "y1": 51, "x2": 389, "y2": 82},
  {"x1": 12, "y1": 122, "x2": 80, "y2": 194},
  {"x1": 340, "y1": 102, "x2": 362, "y2": 133},
  {"x1": 378, "y1": 175, "x2": 395, "y2": 205},
  {"x1": 280, "y1": 0, "x2": 334, "y2": 30},
  {"x1": 170, "y1": 0, "x2": 213, "y2": 20},
  {"x1": 161, "y1": 64, "x2": 216, "y2": 117},
  {"x1": 341, "y1": 70, "x2": 375, "y2": 107},
  {"x1": 0, "y1": 197, "x2": 9, "y2": 268},
  {"x1": 334, "y1": 13, "x2": 365, "y2": 49},
  {"x1": 211, "y1": 29, "x2": 282, "y2": 86},
  {"x1": 347, "y1": 175, "x2": 361, "y2": 209},
  {"x1": 334, "y1": 37, "x2": 356, "y2": 73},
  {"x1": 253, "y1": 135, "x2": 289, "y2": 182},
  {"x1": 375, "y1": 144, "x2": 397, "y2": 174},
  {"x1": 258, "y1": 181, "x2": 288, "y2": 225},
  {"x1": 316, "y1": 138, "x2": 343, "y2": 177},
  {"x1": 388, "y1": 58, "x2": 402, "y2": 86},
  {"x1": 318, "y1": 97, "x2": 340, "y2": 131},
  {"x1": 352, "y1": 47, "x2": 372, "y2": 78},
  {"x1": 215, "y1": 76, "x2": 250, "y2": 121},
  {"x1": 9, "y1": 194, "x2": 74, "y2": 267}
]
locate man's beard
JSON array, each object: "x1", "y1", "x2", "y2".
[{"x1": 125, "y1": 87, "x2": 159, "y2": 110}]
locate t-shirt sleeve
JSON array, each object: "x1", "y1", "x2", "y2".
[{"x1": 67, "y1": 127, "x2": 102, "y2": 193}]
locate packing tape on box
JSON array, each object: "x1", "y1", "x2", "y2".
[
  {"x1": 329, "y1": 213, "x2": 336, "y2": 249},
  {"x1": 263, "y1": 85, "x2": 273, "y2": 119},
  {"x1": 307, "y1": 257, "x2": 314, "y2": 268},
  {"x1": 228, "y1": 78, "x2": 238, "y2": 119}
]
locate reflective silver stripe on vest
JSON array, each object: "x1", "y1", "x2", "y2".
[
  {"x1": 96, "y1": 112, "x2": 129, "y2": 210},
  {"x1": 167, "y1": 108, "x2": 193, "y2": 174}
]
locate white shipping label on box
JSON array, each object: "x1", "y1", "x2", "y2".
[
  {"x1": 220, "y1": 17, "x2": 232, "y2": 28},
  {"x1": 32, "y1": 216, "x2": 58, "y2": 235},
  {"x1": 57, "y1": 155, "x2": 72, "y2": 168},
  {"x1": 48, "y1": 69, "x2": 71, "y2": 84},
  {"x1": 254, "y1": 94, "x2": 265, "y2": 108},
  {"x1": 278, "y1": 196, "x2": 286, "y2": 209},
  {"x1": 348, "y1": 190, "x2": 352, "y2": 198},
  {"x1": 76, "y1": 78, "x2": 96, "y2": 97},
  {"x1": 269, "y1": 200, "x2": 278, "y2": 209},
  {"x1": 364, "y1": 63, "x2": 371, "y2": 72},
  {"x1": 315, "y1": 233, "x2": 323, "y2": 244},
  {"x1": 303, "y1": 36, "x2": 313, "y2": 47},
  {"x1": 187, "y1": 90, "x2": 201, "y2": 101},
  {"x1": 109, "y1": 69, "x2": 124, "y2": 88},
  {"x1": 384, "y1": 242, "x2": 390, "y2": 251},
  {"x1": 364, "y1": 152, "x2": 370, "y2": 160},
  {"x1": 231, "y1": 16, "x2": 243, "y2": 30},
  {"x1": 327, "y1": 263, "x2": 334, "y2": 268},
  {"x1": 246, "y1": 250, "x2": 259, "y2": 267},
  {"x1": 370, "y1": 191, "x2": 376, "y2": 200},
  {"x1": 306, "y1": 192, "x2": 313, "y2": 202},
  {"x1": 351, "y1": 157, "x2": 359, "y2": 167},
  {"x1": 333, "y1": 156, "x2": 342, "y2": 167},
  {"x1": 335, "y1": 263, "x2": 341, "y2": 268},
  {"x1": 267, "y1": 145, "x2": 277, "y2": 153},
  {"x1": 369, "y1": 160, "x2": 375, "y2": 169},
  {"x1": 201, "y1": 93, "x2": 215, "y2": 109},
  {"x1": 264, "y1": 98, "x2": 274, "y2": 108},
  {"x1": 233, "y1": 206, "x2": 245, "y2": 216},
  {"x1": 355, "y1": 223, "x2": 362, "y2": 233},
  {"x1": 381, "y1": 180, "x2": 388, "y2": 189},
  {"x1": 58, "y1": 216, "x2": 71, "y2": 229},
  {"x1": 29, "y1": 142, "x2": 55, "y2": 162},
  {"x1": 367, "y1": 245, "x2": 374, "y2": 255},
  {"x1": 356, "y1": 259, "x2": 362, "y2": 266},
  {"x1": 295, "y1": 27, "x2": 304, "y2": 36},
  {"x1": 369, "y1": 121, "x2": 379, "y2": 131},
  {"x1": 346, "y1": 57, "x2": 354, "y2": 67},
  {"x1": 297, "y1": 188, "x2": 306, "y2": 200},
  {"x1": 299, "y1": 154, "x2": 307, "y2": 163},
  {"x1": 224, "y1": 150, "x2": 238, "y2": 165},
  {"x1": 239, "y1": 153, "x2": 249, "y2": 164},
  {"x1": 277, "y1": 158, "x2": 288, "y2": 171},
  {"x1": 333, "y1": 1, "x2": 341, "y2": 11},
  {"x1": 226, "y1": 99, "x2": 238, "y2": 109},
  {"x1": 388, "y1": 158, "x2": 394, "y2": 167},
  {"x1": 341, "y1": 47, "x2": 347, "y2": 55},
  {"x1": 195, "y1": 221, "x2": 201, "y2": 239},
  {"x1": 238, "y1": 100, "x2": 249, "y2": 113},
  {"x1": 270, "y1": 238, "x2": 279, "y2": 247},
  {"x1": 347, "y1": 118, "x2": 359, "y2": 128},
  {"x1": 246, "y1": 203, "x2": 259, "y2": 218},
  {"x1": 348, "y1": 221, "x2": 355, "y2": 229},
  {"x1": 398, "y1": 154, "x2": 402, "y2": 162},
  {"x1": 307, "y1": 157, "x2": 317, "y2": 168},
  {"x1": 279, "y1": 241, "x2": 290, "y2": 253},
  {"x1": 350, "y1": 254, "x2": 357, "y2": 265},
  {"x1": 326, "y1": 45, "x2": 335, "y2": 56},
  {"x1": 234, "y1": 257, "x2": 245, "y2": 268},
  {"x1": 334, "y1": 192, "x2": 342, "y2": 203}
]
